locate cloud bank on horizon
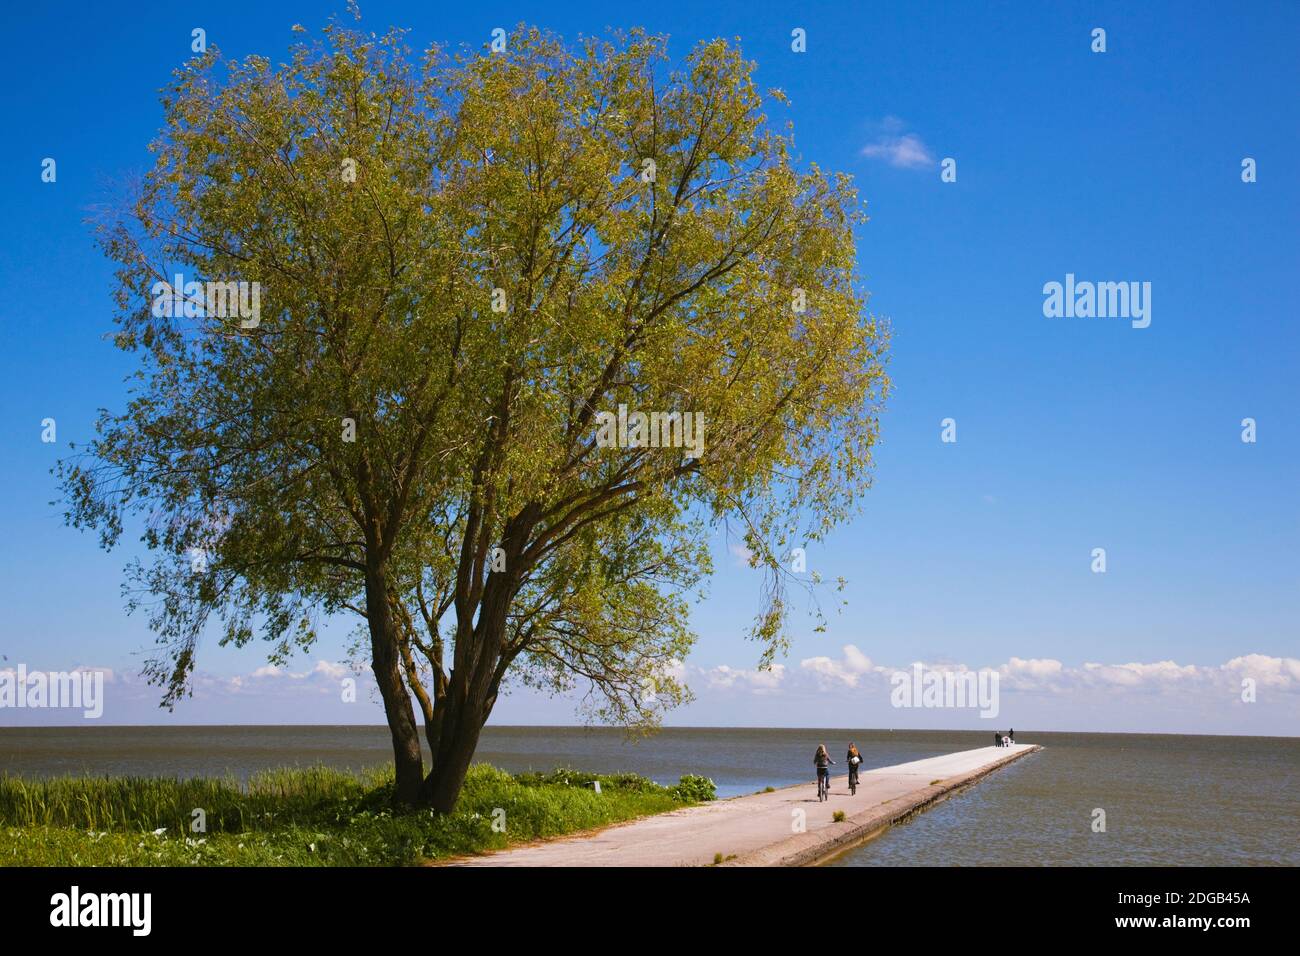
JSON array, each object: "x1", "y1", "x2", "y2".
[{"x1": 5, "y1": 647, "x2": 1295, "y2": 736}]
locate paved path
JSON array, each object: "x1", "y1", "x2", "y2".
[{"x1": 449, "y1": 743, "x2": 1040, "y2": 867}]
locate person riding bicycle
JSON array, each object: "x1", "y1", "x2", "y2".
[
  {"x1": 846, "y1": 743, "x2": 862, "y2": 791},
  {"x1": 814, "y1": 744, "x2": 835, "y2": 795}
]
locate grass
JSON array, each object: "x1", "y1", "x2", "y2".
[
  {"x1": 832, "y1": 810, "x2": 846, "y2": 822},
  {"x1": 0, "y1": 764, "x2": 714, "y2": 866}
]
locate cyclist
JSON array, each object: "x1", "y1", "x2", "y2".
[
  {"x1": 814, "y1": 744, "x2": 835, "y2": 799},
  {"x1": 846, "y1": 743, "x2": 862, "y2": 794}
]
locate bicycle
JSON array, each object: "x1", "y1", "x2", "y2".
[
  {"x1": 848, "y1": 767, "x2": 858, "y2": 796},
  {"x1": 817, "y1": 769, "x2": 829, "y2": 802}
]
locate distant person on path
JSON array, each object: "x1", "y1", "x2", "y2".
[
  {"x1": 814, "y1": 744, "x2": 835, "y2": 794},
  {"x1": 1009, "y1": 728, "x2": 1015, "y2": 744},
  {"x1": 994, "y1": 731, "x2": 1002, "y2": 747},
  {"x1": 846, "y1": 743, "x2": 862, "y2": 791}
]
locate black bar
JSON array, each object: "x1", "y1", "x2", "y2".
[{"x1": 0, "y1": 865, "x2": 1285, "y2": 940}]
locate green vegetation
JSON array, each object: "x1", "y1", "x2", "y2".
[
  {"x1": 832, "y1": 810, "x2": 847, "y2": 822},
  {"x1": 0, "y1": 764, "x2": 714, "y2": 866}
]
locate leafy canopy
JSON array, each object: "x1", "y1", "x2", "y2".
[{"x1": 61, "y1": 18, "x2": 889, "y2": 729}]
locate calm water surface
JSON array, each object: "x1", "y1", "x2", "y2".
[{"x1": 1, "y1": 726, "x2": 1294, "y2": 865}]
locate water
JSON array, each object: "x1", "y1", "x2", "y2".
[
  {"x1": 0, "y1": 725, "x2": 963, "y2": 797},
  {"x1": 1, "y1": 726, "x2": 1294, "y2": 865},
  {"x1": 829, "y1": 732, "x2": 1299, "y2": 867}
]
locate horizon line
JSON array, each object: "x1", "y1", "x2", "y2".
[{"x1": 0, "y1": 723, "x2": 1295, "y2": 740}]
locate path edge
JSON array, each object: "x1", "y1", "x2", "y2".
[{"x1": 722, "y1": 744, "x2": 1043, "y2": 867}]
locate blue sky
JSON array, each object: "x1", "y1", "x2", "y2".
[{"x1": 0, "y1": 1, "x2": 1296, "y2": 733}]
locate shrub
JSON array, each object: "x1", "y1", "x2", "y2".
[{"x1": 669, "y1": 775, "x2": 716, "y2": 803}]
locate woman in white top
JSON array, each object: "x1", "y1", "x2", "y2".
[{"x1": 846, "y1": 743, "x2": 862, "y2": 792}]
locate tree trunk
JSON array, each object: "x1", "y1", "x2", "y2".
[
  {"x1": 426, "y1": 692, "x2": 484, "y2": 813},
  {"x1": 365, "y1": 565, "x2": 425, "y2": 806},
  {"x1": 424, "y1": 598, "x2": 511, "y2": 812},
  {"x1": 423, "y1": 514, "x2": 533, "y2": 811}
]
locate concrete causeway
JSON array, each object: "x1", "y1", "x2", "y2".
[{"x1": 448, "y1": 743, "x2": 1041, "y2": 867}]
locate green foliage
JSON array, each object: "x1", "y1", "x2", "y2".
[
  {"x1": 832, "y1": 809, "x2": 846, "y2": 822},
  {"x1": 0, "y1": 764, "x2": 696, "y2": 866},
  {"x1": 0, "y1": 765, "x2": 384, "y2": 832},
  {"x1": 512, "y1": 768, "x2": 661, "y2": 793},
  {"x1": 668, "y1": 773, "x2": 716, "y2": 803}
]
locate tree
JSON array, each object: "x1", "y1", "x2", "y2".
[{"x1": 59, "y1": 17, "x2": 889, "y2": 811}]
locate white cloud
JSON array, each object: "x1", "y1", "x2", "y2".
[
  {"x1": 861, "y1": 121, "x2": 935, "y2": 169},
  {"x1": 1080, "y1": 660, "x2": 1200, "y2": 687},
  {"x1": 843, "y1": 645, "x2": 873, "y2": 673},
  {"x1": 687, "y1": 647, "x2": 1300, "y2": 702},
  {"x1": 309, "y1": 660, "x2": 349, "y2": 681},
  {"x1": 799, "y1": 644, "x2": 878, "y2": 688},
  {"x1": 188, "y1": 659, "x2": 357, "y2": 698},
  {"x1": 999, "y1": 657, "x2": 1067, "y2": 688},
  {"x1": 703, "y1": 663, "x2": 785, "y2": 693},
  {"x1": 242, "y1": 660, "x2": 350, "y2": 683},
  {"x1": 1222, "y1": 654, "x2": 1300, "y2": 688}
]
